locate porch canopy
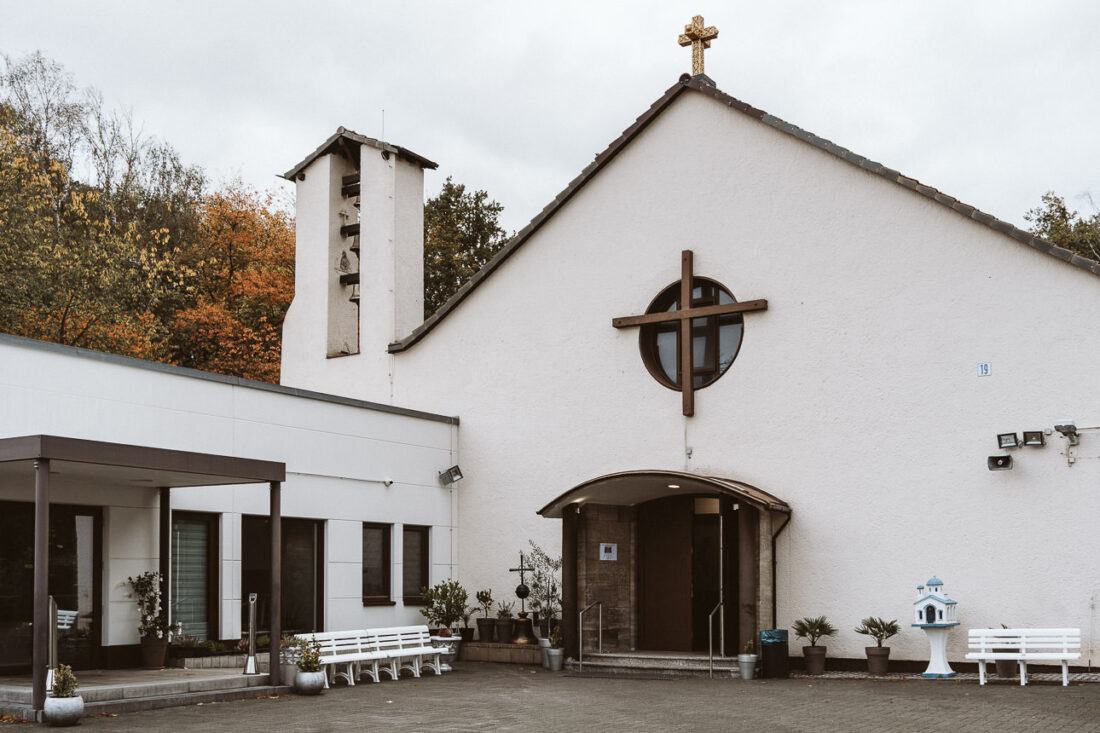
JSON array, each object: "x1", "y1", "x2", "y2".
[
  {"x1": 0, "y1": 435, "x2": 287, "y2": 709},
  {"x1": 537, "y1": 469, "x2": 791, "y2": 518}
]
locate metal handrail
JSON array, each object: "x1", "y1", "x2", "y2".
[
  {"x1": 578, "y1": 600, "x2": 603, "y2": 673},
  {"x1": 708, "y1": 594, "x2": 724, "y2": 679}
]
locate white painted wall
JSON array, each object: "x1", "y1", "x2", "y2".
[
  {"x1": 355, "y1": 89, "x2": 1100, "y2": 665},
  {"x1": 0, "y1": 336, "x2": 458, "y2": 647}
]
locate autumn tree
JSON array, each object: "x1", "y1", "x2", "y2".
[
  {"x1": 1025, "y1": 191, "x2": 1100, "y2": 264},
  {"x1": 423, "y1": 176, "x2": 510, "y2": 316}
]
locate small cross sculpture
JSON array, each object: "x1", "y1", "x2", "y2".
[
  {"x1": 509, "y1": 553, "x2": 534, "y2": 614},
  {"x1": 678, "y1": 15, "x2": 718, "y2": 77}
]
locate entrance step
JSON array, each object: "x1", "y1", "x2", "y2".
[{"x1": 566, "y1": 652, "x2": 741, "y2": 679}]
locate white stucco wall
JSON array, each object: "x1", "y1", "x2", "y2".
[
  {"x1": 363, "y1": 89, "x2": 1100, "y2": 664},
  {"x1": 0, "y1": 336, "x2": 458, "y2": 646}
]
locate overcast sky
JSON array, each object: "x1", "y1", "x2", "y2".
[{"x1": 3, "y1": 1, "x2": 1097, "y2": 234}]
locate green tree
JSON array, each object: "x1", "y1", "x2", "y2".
[
  {"x1": 423, "y1": 176, "x2": 510, "y2": 316},
  {"x1": 1025, "y1": 191, "x2": 1099, "y2": 263}
]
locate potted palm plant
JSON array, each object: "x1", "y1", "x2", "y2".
[
  {"x1": 294, "y1": 635, "x2": 325, "y2": 694},
  {"x1": 546, "y1": 625, "x2": 564, "y2": 671},
  {"x1": 44, "y1": 663, "x2": 82, "y2": 727},
  {"x1": 495, "y1": 601, "x2": 515, "y2": 644},
  {"x1": 459, "y1": 607, "x2": 475, "y2": 642},
  {"x1": 854, "y1": 617, "x2": 900, "y2": 676},
  {"x1": 791, "y1": 616, "x2": 838, "y2": 675},
  {"x1": 475, "y1": 589, "x2": 495, "y2": 642}
]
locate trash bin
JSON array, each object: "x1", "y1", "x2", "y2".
[{"x1": 759, "y1": 629, "x2": 789, "y2": 679}]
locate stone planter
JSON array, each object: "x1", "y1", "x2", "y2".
[
  {"x1": 44, "y1": 695, "x2": 83, "y2": 727},
  {"x1": 476, "y1": 618, "x2": 496, "y2": 643},
  {"x1": 495, "y1": 618, "x2": 514, "y2": 644},
  {"x1": 295, "y1": 669, "x2": 326, "y2": 695},
  {"x1": 538, "y1": 637, "x2": 551, "y2": 668},
  {"x1": 865, "y1": 646, "x2": 891, "y2": 676},
  {"x1": 802, "y1": 645, "x2": 827, "y2": 675},
  {"x1": 738, "y1": 653, "x2": 758, "y2": 680},
  {"x1": 140, "y1": 636, "x2": 169, "y2": 669},
  {"x1": 546, "y1": 647, "x2": 564, "y2": 671}
]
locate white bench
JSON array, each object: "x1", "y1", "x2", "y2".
[
  {"x1": 297, "y1": 625, "x2": 443, "y2": 688},
  {"x1": 966, "y1": 628, "x2": 1080, "y2": 686}
]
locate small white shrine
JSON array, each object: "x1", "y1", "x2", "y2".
[{"x1": 912, "y1": 576, "x2": 959, "y2": 677}]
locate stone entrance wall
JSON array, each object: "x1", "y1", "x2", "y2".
[{"x1": 576, "y1": 504, "x2": 635, "y2": 651}]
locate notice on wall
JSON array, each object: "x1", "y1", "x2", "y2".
[{"x1": 599, "y1": 543, "x2": 617, "y2": 561}]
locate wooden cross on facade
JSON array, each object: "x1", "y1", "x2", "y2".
[
  {"x1": 678, "y1": 15, "x2": 718, "y2": 76},
  {"x1": 612, "y1": 250, "x2": 767, "y2": 417}
]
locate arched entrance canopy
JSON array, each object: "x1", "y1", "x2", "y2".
[{"x1": 537, "y1": 470, "x2": 791, "y2": 518}]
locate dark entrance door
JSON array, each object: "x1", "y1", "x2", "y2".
[
  {"x1": 0, "y1": 501, "x2": 101, "y2": 670},
  {"x1": 637, "y1": 495, "x2": 737, "y2": 653}
]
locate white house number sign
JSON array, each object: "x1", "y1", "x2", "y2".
[{"x1": 599, "y1": 543, "x2": 618, "y2": 561}]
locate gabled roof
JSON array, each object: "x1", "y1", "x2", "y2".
[
  {"x1": 281, "y1": 127, "x2": 437, "y2": 180},
  {"x1": 389, "y1": 75, "x2": 1099, "y2": 353}
]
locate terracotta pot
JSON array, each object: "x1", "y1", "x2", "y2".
[
  {"x1": 295, "y1": 669, "x2": 326, "y2": 695},
  {"x1": 476, "y1": 618, "x2": 496, "y2": 642},
  {"x1": 803, "y1": 645, "x2": 827, "y2": 675},
  {"x1": 495, "y1": 618, "x2": 514, "y2": 643},
  {"x1": 44, "y1": 696, "x2": 83, "y2": 727},
  {"x1": 865, "y1": 646, "x2": 891, "y2": 676},
  {"x1": 140, "y1": 636, "x2": 169, "y2": 669}
]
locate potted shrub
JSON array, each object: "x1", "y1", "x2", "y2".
[
  {"x1": 475, "y1": 589, "x2": 495, "y2": 642},
  {"x1": 495, "y1": 601, "x2": 515, "y2": 644},
  {"x1": 526, "y1": 541, "x2": 562, "y2": 638},
  {"x1": 44, "y1": 663, "x2": 82, "y2": 727},
  {"x1": 279, "y1": 634, "x2": 301, "y2": 687},
  {"x1": 791, "y1": 616, "x2": 838, "y2": 675},
  {"x1": 126, "y1": 571, "x2": 181, "y2": 668},
  {"x1": 854, "y1": 617, "x2": 900, "y2": 676},
  {"x1": 738, "y1": 639, "x2": 758, "y2": 681},
  {"x1": 546, "y1": 625, "x2": 564, "y2": 671},
  {"x1": 419, "y1": 579, "x2": 468, "y2": 637},
  {"x1": 294, "y1": 635, "x2": 325, "y2": 694}
]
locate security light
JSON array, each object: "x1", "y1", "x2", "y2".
[
  {"x1": 996, "y1": 433, "x2": 1019, "y2": 449},
  {"x1": 438, "y1": 465, "x2": 464, "y2": 486},
  {"x1": 1022, "y1": 431, "x2": 1045, "y2": 447},
  {"x1": 987, "y1": 455, "x2": 1013, "y2": 471}
]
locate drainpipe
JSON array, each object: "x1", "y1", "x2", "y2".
[{"x1": 771, "y1": 511, "x2": 791, "y2": 628}]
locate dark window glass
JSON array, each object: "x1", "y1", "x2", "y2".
[
  {"x1": 241, "y1": 516, "x2": 323, "y2": 634},
  {"x1": 402, "y1": 526, "x2": 429, "y2": 603},
  {"x1": 362, "y1": 523, "x2": 391, "y2": 603},
  {"x1": 640, "y1": 277, "x2": 744, "y2": 390}
]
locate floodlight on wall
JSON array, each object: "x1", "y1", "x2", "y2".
[
  {"x1": 1054, "y1": 423, "x2": 1080, "y2": 446},
  {"x1": 987, "y1": 455, "x2": 1013, "y2": 471},
  {"x1": 996, "y1": 433, "x2": 1020, "y2": 449},
  {"x1": 438, "y1": 465, "x2": 464, "y2": 486},
  {"x1": 1022, "y1": 431, "x2": 1046, "y2": 447}
]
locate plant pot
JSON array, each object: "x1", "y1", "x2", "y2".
[
  {"x1": 476, "y1": 618, "x2": 496, "y2": 643},
  {"x1": 803, "y1": 645, "x2": 827, "y2": 675},
  {"x1": 738, "y1": 654, "x2": 758, "y2": 680},
  {"x1": 538, "y1": 637, "x2": 551, "y2": 668},
  {"x1": 459, "y1": 627, "x2": 475, "y2": 643},
  {"x1": 495, "y1": 618, "x2": 514, "y2": 643},
  {"x1": 294, "y1": 669, "x2": 326, "y2": 695},
  {"x1": 994, "y1": 650, "x2": 1016, "y2": 678},
  {"x1": 44, "y1": 696, "x2": 83, "y2": 727},
  {"x1": 546, "y1": 647, "x2": 564, "y2": 671},
  {"x1": 865, "y1": 646, "x2": 891, "y2": 676},
  {"x1": 140, "y1": 636, "x2": 170, "y2": 669},
  {"x1": 279, "y1": 662, "x2": 298, "y2": 687}
]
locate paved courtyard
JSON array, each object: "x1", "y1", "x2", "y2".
[{"x1": 44, "y1": 662, "x2": 1099, "y2": 732}]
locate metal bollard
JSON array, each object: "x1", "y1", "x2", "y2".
[{"x1": 243, "y1": 593, "x2": 259, "y2": 675}]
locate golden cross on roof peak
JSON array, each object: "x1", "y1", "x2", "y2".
[{"x1": 678, "y1": 15, "x2": 718, "y2": 77}]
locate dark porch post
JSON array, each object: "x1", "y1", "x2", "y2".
[
  {"x1": 737, "y1": 506, "x2": 759, "y2": 654},
  {"x1": 159, "y1": 487, "x2": 171, "y2": 622},
  {"x1": 562, "y1": 506, "x2": 578, "y2": 660},
  {"x1": 32, "y1": 459, "x2": 50, "y2": 711},
  {"x1": 269, "y1": 481, "x2": 282, "y2": 686}
]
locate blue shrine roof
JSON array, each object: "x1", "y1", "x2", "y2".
[
  {"x1": 926, "y1": 577, "x2": 944, "y2": 586},
  {"x1": 913, "y1": 594, "x2": 957, "y2": 605}
]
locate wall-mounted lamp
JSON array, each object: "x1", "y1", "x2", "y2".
[
  {"x1": 987, "y1": 455, "x2": 1013, "y2": 471},
  {"x1": 438, "y1": 465, "x2": 464, "y2": 486},
  {"x1": 996, "y1": 433, "x2": 1019, "y2": 449},
  {"x1": 1054, "y1": 423, "x2": 1080, "y2": 446},
  {"x1": 1022, "y1": 431, "x2": 1046, "y2": 447}
]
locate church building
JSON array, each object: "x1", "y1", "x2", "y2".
[{"x1": 1, "y1": 18, "x2": 1097, "y2": 709}]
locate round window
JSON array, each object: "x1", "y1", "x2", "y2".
[{"x1": 639, "y1": 277, "x2": 744, "y2": 391}]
